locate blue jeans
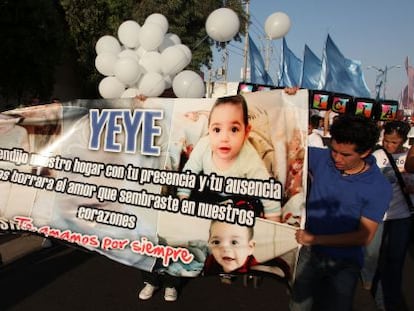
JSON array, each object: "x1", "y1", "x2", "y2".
[
  {"x1": 290, "y1": 246, "x2": 360, "y2": 311},
  {"x1": 376, "y1": 217, "x2": 411, "y2": 310}
]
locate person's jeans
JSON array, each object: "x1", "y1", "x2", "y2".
[
  {"x1": 361, "y1": 222, "x2": 384, "y2": 288},
  {"x1": 376, "y1": 217, "x2": 411, "y2": 310},
  {"x1": 290, "y1": 246, "x2": 360, "y2": 311}
]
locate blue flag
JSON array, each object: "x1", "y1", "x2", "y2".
[
  {"x1": 321, "y1": 35, "x2": 371, "y2": 97},
  {"x1": 301, "y1": 45, "x2": 322, "y2": 89},
  {"x1": 248, "y1": 36, "x2": 274, "y2": 85},
  {"x1": 278, "y1": 38, "x2": 302, "y2": 87}
]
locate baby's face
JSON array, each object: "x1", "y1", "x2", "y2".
[
  {"x1": 208, "y1": 221, "x2": 255, "y2": 273},
  {"x1": 208, "y1": 104, "x2": 249, "y2": 165}
]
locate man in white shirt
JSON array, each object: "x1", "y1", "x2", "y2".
[{"x1": 308, "y1": 114, "x2": 325, "y2": 148}]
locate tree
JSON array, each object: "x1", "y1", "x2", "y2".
[
  {"x1": 59, "y1": 0, "x2": 137, "y2": 97},
  {"x1": 0, "y1": 0, "x2": 65, "y2": 109},
  {"x1": 60, "y1": 0, "x2": 246, "y2": 97}
]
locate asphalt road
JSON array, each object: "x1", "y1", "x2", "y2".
[
  {"x1": 0, "y1": 243, "x2": 291, "y2": 311},
  {"x1": 0, "y1": 240, "x2": 413, "y2": 311}
]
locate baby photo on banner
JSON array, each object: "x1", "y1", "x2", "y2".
[{"x1": 0, "y1": 89, "x2": 308, "y2": 281}]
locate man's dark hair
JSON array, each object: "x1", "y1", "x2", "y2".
[
  {"x1": 309, "y1": 114, "x2": 321, "y2": 129},
  {"x1": 329, "y1": 115, "x2": 380, "y2": 154}
]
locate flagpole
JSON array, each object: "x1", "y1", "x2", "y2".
[
  {"x1": 264, "y1": 24, "x2": 272, "y2": 72},
  {"x1": 242, "y1": 0, "x2": 250, "y2": 82},
  {"x1": 408, "y1": 57, "x2": 410, "y2": 108},
  {"x1": 367, "y1": 64, "x2": 401, "y2": 99}
]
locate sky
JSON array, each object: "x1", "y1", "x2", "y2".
[{"x1": 207, "y1": 0, "x2": 414, "y2": 100}]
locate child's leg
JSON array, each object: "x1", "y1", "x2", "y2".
[{"x1": 141, "y1": 270, "x2": 161, "y2": 287}]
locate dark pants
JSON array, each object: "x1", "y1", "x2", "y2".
[
  {"x1": 141, "y1": 269, "x2": 181, "y2": 288},
  {"x1": 375, "y1": 217, "x2": 412, "y2": 310},
  {"x1": 290, "y1": 246, "x2": 360, "y2": 311}
]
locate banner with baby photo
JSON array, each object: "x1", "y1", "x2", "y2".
[{"x1": 0, "y1": 89, "x2": 308, "y2": 281}]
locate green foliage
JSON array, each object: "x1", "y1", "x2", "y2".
[
  {"x1": 0, "y1": 0, "x2": 65, "y2": 109},
  {"x1": 59, "y1": 0, "x2": 137, "y2": 97}
]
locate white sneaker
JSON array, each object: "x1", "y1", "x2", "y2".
[
  {"x1": 138, "y1": 283, "x2": 158, "y2": 300},
  {"x1": 164, "y1": 287, "x2": 177, "y2": 302}
]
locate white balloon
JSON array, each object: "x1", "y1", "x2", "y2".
[
  {"x1": 121, "y1": 87, "x2": 140, "y2": 98},
  {"x1": 145, "y1": 13, "x2": 169, "y2": 34},
  {"x1": 172, "y1": 70, "x2": 205, "y2": 98},
  {"x1": 98, "y1": 76, "x2": 125, "y2": 99},
  {"x1": 138, "y1": 72, "x2": 166, "y2": 97},
  {"x1": 129, "y1": 75, "x2": 143, "y2": 89},
  {"x1": 160, "y1": 45, "x2": 191, "y2": 76},
  {"x1": 163, "y1": 75, "x2": 173, "y2": 89},
  {"x1": 139, "y1": 51, "x2": 162, "y2": 74},
  {"x1": 95, "y1": 52, "x2": 118, "y2": 76},
  {"x1": 138, "y1": 23, "x2": 165, "y2": 51},
  {"x1": 264, "y1": 12, "x2": 291, "y2": 39},
  {"x1": 158, "y1": 33, "x2": 181, "y2": 52},
  {"x1": 118, "y1": 49, "x2": 140, "y2": 62},
  {"x1": 95, "y1": 35, "x2": 122, "y2": 55},
  {"x1": 205, "y1": 8, "x2": 240, "y2": 42},
  {"x1": 135, "y1": 46, "x2": 148, "y2": 59},
  {"x1": 114, "y1": 57, "x2": 142, "y2": 85},
  {"x1": 176, "y1": 44, "x2": 192, "y2": 62},
  {"x1": 118, "y1": 20, "x2": 141, "y2": 48}
]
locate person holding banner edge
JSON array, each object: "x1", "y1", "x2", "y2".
[{"x1": 284, "y1": 95, "x2": 392, "y2": 311}]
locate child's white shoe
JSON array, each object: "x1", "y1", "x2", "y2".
[
  {"x1": 164, "y1": 287, "x2": 177, "y2": 302},
  {"x1": 138, "y1": 283, "x2": 158, "y2": 300}
]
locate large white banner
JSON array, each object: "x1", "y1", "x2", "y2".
[{"x1": 0, "y1": 89, "x2": 308, "y2": 279}]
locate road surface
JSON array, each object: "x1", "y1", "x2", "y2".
[{"x1": 0, "y1": 238, "x2": 413, "y2": 311}]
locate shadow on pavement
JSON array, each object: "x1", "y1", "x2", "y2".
[
  {"x1": 1, "y1": 242, "x2": 413, "y2": 311},
  {"x1": 0, "y1": 244, "x2": 93, "y2": 310}
]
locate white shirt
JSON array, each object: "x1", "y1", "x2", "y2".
[
  {"x1": 308, "y1": 130, "x2": 325, "y2": 148},
  {"x1": 373, "y1": 148, "x2": 412, "y2": 220}
]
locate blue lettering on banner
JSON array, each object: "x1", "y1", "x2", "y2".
[{"x1": 88, "y1": 109, "x2": 163, "y2": 155}]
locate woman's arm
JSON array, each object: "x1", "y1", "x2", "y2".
[{"x1": 405, "y1": 144, "x2": 414, "y2": 173}]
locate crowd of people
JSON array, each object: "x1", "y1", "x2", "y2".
[{"x1": 303, "y1": 106, "x2": 413, "y2": 311}]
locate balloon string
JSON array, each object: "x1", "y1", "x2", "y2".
[{"x1": 193, "y1": 34, "x2": 210, "y2": 49}]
